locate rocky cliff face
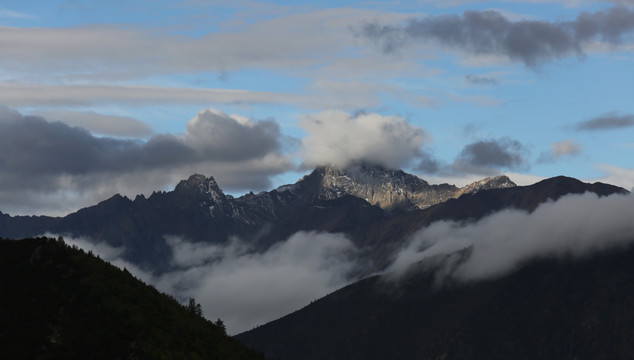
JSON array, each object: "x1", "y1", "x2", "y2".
[{"x1": 296, "y1": 165, "x2": 517, "y2": 210}]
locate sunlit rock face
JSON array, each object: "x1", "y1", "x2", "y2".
[{"x1": 307, "y1": 164, "x2": 516, "y2": 210}]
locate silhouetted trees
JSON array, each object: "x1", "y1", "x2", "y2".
[{"x1": 187, "y1": 297, "x2": 203, "y2": 317}]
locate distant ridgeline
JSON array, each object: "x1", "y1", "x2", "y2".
[
  {"x1": 0, "y1": 236, "x2": 265, "y2": 360},
  {"x1": 0, "y1": 166, "x2": 628, "y2": 275}
]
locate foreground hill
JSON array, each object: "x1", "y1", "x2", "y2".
[
  {"x1": 0, "y1": 237, "x2": 265, "y2": 360},
  {"x1": 237, "y1": 241, "x2": 634, "y2": 360}
]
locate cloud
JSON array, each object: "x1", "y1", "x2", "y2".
[
  {"x1": 32, "y1": 110, "x2": 154, "y2": 138},
  {"x1": 464, "y1": 74, "x2": 499, "y2": 85},
  {"x1": 450, "y1": 138, "x2": 528, "y2": 175},
  {"x1": 539, "y1": 139, "x2": 583, "y2": 163},
  {"x1": 57, "y1": 230, "x2": 362, "y2": 335},
  {"x1": 157, "y1": 232, "x2": 360, "y2": 334},
  {"x1": 0, "y1": 106, "x2": 292, "y2": 215},
  {"x1": 47, "y1": 233, "x2": 155, "y2": 285},
  {"x1": 0, "y1": 8, "x2": 33, "y2": 19},
  {"x1": 575, "y1": 112, "x2": 634, "y2": 131},
  {"x1": 0, "y1": 9, "x2": 426, "y2": 112},
  {"x1": 299, "y1": 110, "x2": 431, "y2": 169},
  {"x1": 551, "y1": 139, "x2": 582, "y2": 157},
  {"x1": 387, "y1": 191, "x2": 634, "y2": 282},
  {"x1": 0, "y1": 9, "x2": 409, "y2": 81},
  {"x1": 0, "y1": 83, "x2": 293, "y2": 108},
  {"x1": 361, "y1": 6, "x2": 634, "y2": 66},
  {"x1": 591, "y1": 164, "x2": 634, "y2": 192},
  {"x1": 184, "y1": 109, "x2": 281, "y2": 161}
]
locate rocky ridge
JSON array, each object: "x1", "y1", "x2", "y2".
[{"x1": 288, "y1": 164, "x2": 517, "y2": 210}]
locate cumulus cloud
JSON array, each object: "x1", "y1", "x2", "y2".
[
  {"x1": 575, "y1": 112, "x2": 634, "y2": 131},
  {"x1": 387, "y1": 191, "x2": 634, "y2": 283},
  {"x1": 361, "y1": 6, "x2": 634, "y2": 66},
  {"x1": 450, "y1": 138, "x2": 528, "y2": 175},
  {"x1": 0, "y1": 106, "x2": 292, "y2": 215},
  {"x1": 299, "y1": 110, "x2": 431, "y2": 169}
]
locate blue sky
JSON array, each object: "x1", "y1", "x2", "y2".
[{"x1": 1, "y1": 0, "x2": 633, "y2": 215}]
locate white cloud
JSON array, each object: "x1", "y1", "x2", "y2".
[
  {"x1": 45, "y1": 230, "x2": 362, "y2": 335},
  {"x1": 387, "y1": 191, "x2": 634, "y2": 282},
  {"x1": 157, "y1": 232, "x2": 360, "y2": 334},
  {"x1": 299, "y1": 110, "x2": 430, "y2": 169},
  {"x1": 591, "y1": 164, "x2": 634, "y2": 191},
  {"x1": 551, "y1": 140, "x2": 582, "y2": 158}
]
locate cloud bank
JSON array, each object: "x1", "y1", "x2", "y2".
[
  {"x1": 60, "y1": 231, "x2": 362, "y2": 335},
  {"x1": 158, "y1": 232, "x2": 360, "y2": 334},
  {"x1": 0, "y1": 106, "x2": 292, "y2": 215},
  {"x1": 362, "y1": 6, "x2": 634, "y2": 66},
  {"x1": 388, "y1": 191, "x2": 634, "y2": 282},
  {"x1": 299, "y1": 110, "x2": 431, "y2": 169}
]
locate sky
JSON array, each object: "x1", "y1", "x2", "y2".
[{"x1": 1, "y1": 0, "x2": 634, "y2": 215}]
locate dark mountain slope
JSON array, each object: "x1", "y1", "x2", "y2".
[
  {"x1": 0, "y1": 237, "x2": 265, "y2": 360},
  {"x1": 348, "y1": 176, "x2": 628, "y2": 271},
  {"x1": 0, "y1": 211, "x2": 58, "y2": 239},
  {"x1": 237, "y1": 242, "x2": 634, "y2": 360}
]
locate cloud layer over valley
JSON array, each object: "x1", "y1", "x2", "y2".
[
  {"x1": 388, "y1": 191, "x2": 634, "y2": 282},
  {"x1": 59, "y1": 231, "x2": 362, "y2": 335}
]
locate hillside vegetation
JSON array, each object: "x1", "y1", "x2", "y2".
[{"x1": 0, "y1": 236, "x2": 265, "y2": 360}]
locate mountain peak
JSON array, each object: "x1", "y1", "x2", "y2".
[
  {"x1": 301, "y1": 165, "x2": 519, "y2": 210},
  {"x1": 174, "y1": 174, "x2": 225, "y2": 201},
  {"x1": 305, "y1": 165, "x2": 452, "y2": 210},
  {"x1": 455, "y1": 175, "x2": 517, "y2": 197}
]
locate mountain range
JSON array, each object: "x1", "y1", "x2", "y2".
[
  {"x1": 1, "y1": 165, "x2": 631, "y2": 359},
  {"x1": 0, "y1": 164, "x2": 518, "y2": 272}
]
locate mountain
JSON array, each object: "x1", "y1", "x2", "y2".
[
  {"x1": 0, "y1": 236, "x2": 265, "y2": 360},
  {"x1": 0, "y1": 165, "x2": 518, "y2": 271},
  {"x1": 294, "y1": 164, "x2": 515, "y2": 210},
  {"x1": 344, "y1": 175, "x2": 628, "y2": 271},
  {"x1": 0, "y1": 168, "x2": 629, "y2": 359},
  {"x1": 236, "y1": 242, "x2": 634, "y2": 360},
  {"x1": 0, "y1": 166, "x2": 625, "y2": 275}
]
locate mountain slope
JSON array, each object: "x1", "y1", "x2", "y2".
[
  {"x1": 237, "y1": 242, "x2": 634, "y2": 360},
  {"x1": 345, "y1": 175, "x2": 628, "y2": 271},
  {"x1": 0, "y1": 236, "x2": 265, "y2": 360}
]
